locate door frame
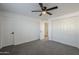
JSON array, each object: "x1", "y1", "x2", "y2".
[{"x1": 40, "y1": 20, "x2": 50, "y2": 40}]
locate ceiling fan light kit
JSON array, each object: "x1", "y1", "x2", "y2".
[{"x1": 42, "y1": 11, "x2": 47, "y2": 15}]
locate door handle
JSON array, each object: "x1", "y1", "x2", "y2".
[{"x1": 11, "y1": 32, "x2": 14, "y2": 34}]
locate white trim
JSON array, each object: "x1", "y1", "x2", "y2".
[
  {"x1": 48, "y1": 20, "x2": 52, "y2": 40},
  {"x1": 49, "y1": 11, "x2": 79, "y2": 20}
]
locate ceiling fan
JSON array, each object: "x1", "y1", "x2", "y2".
[{"x1": 32, "y1": 3, "x2": 58, "y2": 16}]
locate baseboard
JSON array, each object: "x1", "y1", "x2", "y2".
[
  {"x1": 0, "y1": 45, "x2": 15, "y2": 49},
  {"x1": 75, "y1": 46, "x2": 79, "y2": 49},
  {"x1": 0, "y1": 39, "x2": 40, "y2": 49},
  {"x1": 14, "y1": 39, "x2": 39, "y2": 46},
  {"x1": 51, "y1": 40, "x2": 78, "y2": 49}
]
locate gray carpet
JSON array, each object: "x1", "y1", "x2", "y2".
[{"x1": 0, "y1": 40, "x2": 79, "y2": 55}]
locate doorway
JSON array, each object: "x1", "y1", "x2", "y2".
[
  {"x1": 40, "y1": 20, "x2": 48, "y2": 40},
  {"x1": 44, "y1": 22, "x2": 48, "y2": 40}
]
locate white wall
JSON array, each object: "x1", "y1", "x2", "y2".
[
  {"x1": 14, "y1": 16, "x2": 40, "y2": 45},
  {"x1": 0, "y1": 11, "x2": 40, "y2": 48},
  {"x1": 49, "y1": 15, "x2": 79, "y2": 48}
]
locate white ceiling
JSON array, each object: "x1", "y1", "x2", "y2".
[{"x1": 0, "y1": 3, "x2": 79, "y2": 19}]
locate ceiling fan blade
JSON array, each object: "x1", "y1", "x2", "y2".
[
  {"x1": 39, "y1": 3, "x2": 43, "y2": 10},
  {"x1": 32, "y1": 10, "x2": 42, "y2": 12},
  {"x1": 47, "y1": 6, "x2": 58, "y2": 11},
  {"x1": 39, "y1": 13, "x2": 42, "y2": 16},
  {"x1": 47, "y1": 12, "x2": 52, "y2": 15}
]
